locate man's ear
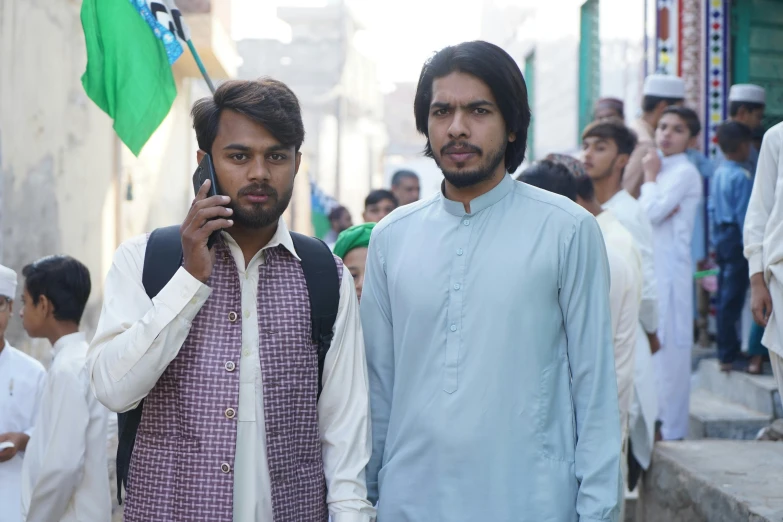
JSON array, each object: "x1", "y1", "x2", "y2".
[
  {"x1": 294, "y1": 151, "x2": 302, "y2": 177},
  {"x1": 616, "y1": 153, "x2": 630, "y2": 171},
  {"x1": 508, "y1": 131, "x2": 517, "y2": 143}
]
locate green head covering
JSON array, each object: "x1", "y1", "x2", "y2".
[{"x1": 333, "y1": 223, "x2": 376, "y2": 259}]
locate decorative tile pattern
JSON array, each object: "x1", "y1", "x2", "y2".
[
  {"x1": 704, "y1": 0, "x2": 729, "y2": 157},
  {"x1": 681, "y1": 0, "x2": 702, "y2": 113},
  {"x1": 656, "y1": 0, "x2": 681, "y2": 75}
]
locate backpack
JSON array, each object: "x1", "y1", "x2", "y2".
[{"x1": 115, "y1": 225, "x2": 340, "y2": 504}]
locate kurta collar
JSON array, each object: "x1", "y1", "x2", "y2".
[
  {"x1": 221, "y1": 217, "x2": 301, "y2": 264},
  {"x1": 53, "y1": 332, "x2": 86, "y2": 358},
  {"x1": 660, "y1": 152, "x2": 689, "y2": 169},
  {"x1": 440, "y1": 173, "x2": 514, "y2": 217}
]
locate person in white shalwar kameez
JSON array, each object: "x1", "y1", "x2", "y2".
[
  {"x1": 745, "y1": 121, "x2": 783, "y2": 398},
  {"x1": 0, "y1": 265, "x2": 45, "y2": 522},
  {"x1": 638, "y1": 107, "x2": 703, "y2": 440},
  {"x1": 580, "y1": 120, "x2": 660, "y2": 474},
  {"x1": 19, "y1": 256, "x2": 110, "y2": 522}
]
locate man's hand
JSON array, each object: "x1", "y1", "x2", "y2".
[
  {"x1": 750, "y1": 273, "x2": 773, "y2": 327},
  {"x1": 0, "y1": 432, "x2": 29, "y2": 462},
  {"x1": 642, "y1": 150, "x2": 661, "y2": 183},
  {"x1": 181, "y1": 180, "x2": 233, "y2": 283},
  {"x1": 647, "y1": 331, "x2": 661, "y2": 355}
]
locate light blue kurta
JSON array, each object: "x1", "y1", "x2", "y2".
[{"x1": 360, "y1": 174, "x2": 622, "y2": 522}]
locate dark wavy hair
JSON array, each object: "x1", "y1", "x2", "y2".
[
  {"x1": 414, "y1": 41, "x2": 531, "y2": 173},
  {"x1": 22, "y1": 256, "x2": 91, "y2": 324},
  {"x1": 192, "y1": 78, "x2": 305, "y2": 154}
]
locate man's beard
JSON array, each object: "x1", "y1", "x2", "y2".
[
  {"x1": 592, "y1": 156, "x2": 618, "y2": 181},
  {"x1": 230, "y1": 183, "x2": 293, "y2": 229},
  {"x1": 435, "y1": 140, "x2": 507, "y2": 188}
]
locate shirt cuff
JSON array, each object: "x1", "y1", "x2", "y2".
[
  {"x1": 153, "y1": 267, "x2": 211, "y2": 322},
  {"x1": 331, "y1": 512, "x2": 374, "y2": 522},
  {"x1": 747, "y1": 253, "x2": 764, "y2": 277}
]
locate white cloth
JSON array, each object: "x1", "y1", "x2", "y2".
[
  {"x1": 21, "y1": 333, "x2": 110, "y2": 522},
  {"x1": 640, "y1": 152, "x2": 703, "y2": 440},
  {"x1": 604, "y1": 190, "x2": 659, "y2": 334},
  {"x1": 88, "y1": 218, "x2": 374, "y2": 522},
  {"x1": 0, "y1": 343, "x2": 45, "y2": 522},
  {"x1": 603, "y1": 189, "x2": 660, "y2": 468},
  {"x1": 744, "y1": 121, "x2": 783, "y2": 358},
  {"x1": 596, "y1": 211, "x2": 642, "y2": 439},
  {"x1": 0, "y1": 265, "x2": 17, "y2": 300}
]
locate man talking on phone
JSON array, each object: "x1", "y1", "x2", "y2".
[{"x1": 88, "y1": 78, "x2": 374, "y2": 522}]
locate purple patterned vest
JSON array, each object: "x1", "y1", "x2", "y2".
[{"x1": 124, "y1": 241, "x2": 342, "y2": 522}]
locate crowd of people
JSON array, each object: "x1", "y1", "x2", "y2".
[{"x1": 0, "y1": 38, "x2": 782, "y2": 522}]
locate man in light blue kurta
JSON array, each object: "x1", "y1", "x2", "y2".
[{"x1": 360, "y1": 40, "x2": 622, "y2": 522}]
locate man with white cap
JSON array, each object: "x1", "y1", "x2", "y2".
[
  {"x1": 745, "y1": 121, "x2": 783, "y2": 401},
  {"x1": 0, "y1": 264, "x2": 45, "y2": 522},
  {"x1": 715, "y1": 84, "x2": 766, "y2": 173},
  {"x1": 624, "y1": 74, "x2": 686, "y2": 198}
]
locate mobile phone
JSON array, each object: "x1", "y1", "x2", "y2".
[
  {"x1": 0, "y1": 441, "x2": 15, "y2": 451},
  {"x1": 192, "y1": 153, "x2": 223, "y2": 249}
]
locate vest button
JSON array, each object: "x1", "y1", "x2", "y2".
[
  {"x1": 228, "y1": 311, "x2": 238, "y2": 322},
  {"x1": 225, "y1": 407, "x2": 236, "y2": 419},
  {"x1": 224, "y1": 361, "x2": 236, "y2": 372},
  {"x1": 221, "y1": 463, "x2": 231, "y2": 473}
]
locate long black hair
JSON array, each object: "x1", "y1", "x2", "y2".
[{"x1": 414, "y1": 41, "x2": 531, "y2": 173}]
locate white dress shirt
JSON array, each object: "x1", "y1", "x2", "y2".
[
  {"x1": 744, "y1": 121, "x2": 783, "y2": 357},
  {"x1": 603, "y1": 189, "x2": 660, "y2": 468},
  {"x1": 639, "y1": 152, "x2": 703, "y2": 440},
  {"x1": 88, "y1": 218, "x2": 374, "y2": 522},
  {"x1": 0, "y1": 343, "x2": 45, "y2": 522},
  {"x1": 21, "y1": 333, "x2": 111, "y2": 522},
  {"x1": 597, "y1": 210, "x2": 642, "y2": 434}
]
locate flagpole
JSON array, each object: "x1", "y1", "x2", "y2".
[{"x1": 186, "y1": 39, "x2": 216, "y2": 94}]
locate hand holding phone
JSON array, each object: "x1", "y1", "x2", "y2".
[{"x1": 182, "y1": 154, "x2": 234, "y2": 283}]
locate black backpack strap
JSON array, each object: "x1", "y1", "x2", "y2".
[
  {"x1": 116, "y1": 225, "x2": 183, "y2": 505},
  {"x1": 290, "y1": 232, "x2": 340, "y2": 397}
]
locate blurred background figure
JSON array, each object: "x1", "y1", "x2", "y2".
[
  {"x1": 390, "y1": 170, "x2": 421, "y2": 206},
  {"x1": 333, "y1": 223, "x2": 375, "y2": 303},
  {"x1": 324, "y1": 205, "x2": 353, "y2": 249},
  {"x1": 363, "y1": 189, "x2": 398, "y2": 223},
  {"x1": 594, "y1": 97, "x2": 625, "y2": 122}
]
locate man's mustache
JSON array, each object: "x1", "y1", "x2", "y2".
[{"x1": 441, "y1": 141, "x2": 483, "y2": 156}]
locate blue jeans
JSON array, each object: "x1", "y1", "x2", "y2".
[{"x1": 715, "y1": 225, "x2": 749, "y2": 364}]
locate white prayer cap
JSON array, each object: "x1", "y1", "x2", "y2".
[
  {"x1": 0, "y1": 264, "x2": 17, "y2": 300},
  {"x1": 643, "y1": 74, "x2": 686, "y2": 99},
  {"x1": 729, "y1": 84, "x2": 766, "y2": 105}
]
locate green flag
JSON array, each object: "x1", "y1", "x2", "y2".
[{"x1": 80, "y1": 0, "x2": 180, "y2": 156}]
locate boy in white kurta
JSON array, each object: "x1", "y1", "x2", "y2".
[
  {"x1": 19, "y1": 256, "x2": 110, "y2": 522},
  {"x1": 639, "y1": 107, "x2": 703, "y2": 440}
]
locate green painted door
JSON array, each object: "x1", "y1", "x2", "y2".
[
  {"x1": 732, "y1": 0, "x2": 783, "y2": 129},
  {"x1": 579, "y1": 0, "x2": 600, "y2": 141}
]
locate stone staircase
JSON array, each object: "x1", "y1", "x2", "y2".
[{"x1": 689, "y1": 358, "x2": 781, "y2": 440}]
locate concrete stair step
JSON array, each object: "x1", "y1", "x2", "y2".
[
  {"x1": 640, "y1": 441, "x2": 783, "y2": 522},
  {"x1": 696, "y1": 358, "x2": 782, "y2": 417},
  {"x1": 689, "y1": 388, "x2": 771, "y2": 440}
]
